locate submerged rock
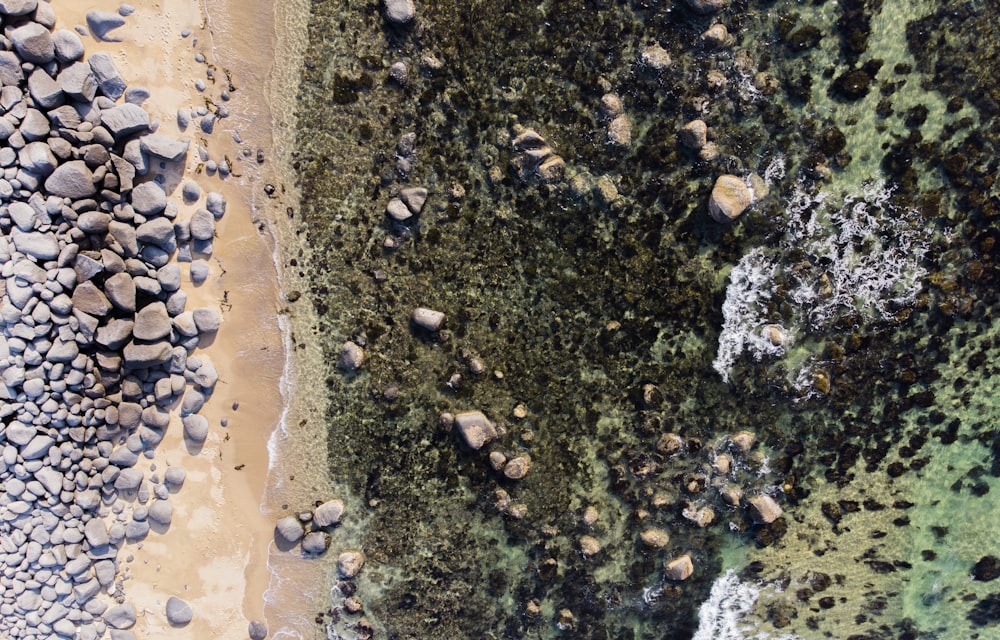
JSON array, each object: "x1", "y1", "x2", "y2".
[
  {"x1": 708, "y1": 174, "x2": 752, "y2": 223},
  {"x1": 338, "y1": 341, "x2": 365, "y2": 372},
  {"x1": 664, "y1": 555, "x2": 694, "y2": 581},
  {"x1": 454, "y1": 411, "x2": 497, "y2": 450},
  {"x1": 748, "y1": 494, "x2": 783, "y2": 524}
]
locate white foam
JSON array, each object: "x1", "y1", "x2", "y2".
[
  {"x1": 693, "y1": 571, "x2": 802, "y2": 640},
  {"x1": 714, "y1": 179, "x2": 929, "y2": 384}
]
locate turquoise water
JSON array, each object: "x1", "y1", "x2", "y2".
[{"x1": 280, "y1": 0, "x2": 1000, "y2": 637}]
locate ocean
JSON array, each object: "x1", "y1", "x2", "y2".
[{"x1": 263, "y1": 0, "x2": 1000, "y2": 637}]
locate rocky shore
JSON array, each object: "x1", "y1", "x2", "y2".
[{"x1": 0, "y1": 1, "x2": 288, "y2": 638}]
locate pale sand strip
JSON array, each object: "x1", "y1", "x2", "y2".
[{"x1": 50, "y1": 1, "x2": 322, "y2": 637}]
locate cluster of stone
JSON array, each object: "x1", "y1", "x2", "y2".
[
  {"x1": 274, "y1": 498, "x2": 345, "y2": 555},
  {"x1": 510, "y1": 128, "x2": 565, "y2": 183},
  {"x1": 599, "y1": 92, "x2": 632, "y2": 149},
  {"x1": 644, "y1": 428, "x2": 783, "y2": 583},
  {"x1": 0, "y1": 2, "x2": 232, "y2": 638}
]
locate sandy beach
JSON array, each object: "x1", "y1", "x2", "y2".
[{"x1": 36, "y1": 0, "x2": 323, "y2": 637}]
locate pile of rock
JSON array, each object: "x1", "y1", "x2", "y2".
[
  {"x1": 0, "y1": 2, "x2": 234, "y2": 637},
  {"x1": 274, "y1": 498, "x2": 345, "y2": 555},
  {"x1": 510, "y1": 128, "x2": 565, "y2": 183}
]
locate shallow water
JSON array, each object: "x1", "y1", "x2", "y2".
[{"x1": 276, "y1": 0, "x2": 1000, "y2": 637}]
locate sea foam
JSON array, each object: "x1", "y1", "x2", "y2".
[
  {"x1": 714, "y1": 179, "x2": 929, "y2": 384},
  {"x1": 693, "y1": 571, "x2": 801, "y2": 640}
]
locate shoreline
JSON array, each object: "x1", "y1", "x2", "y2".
[{"x1": 2, "y1": 0, "x2": 329, "y2": 638}]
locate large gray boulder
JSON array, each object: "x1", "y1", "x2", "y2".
[
  {"x1": 11, "y1": 22, "x2": 54, "y2": 64},
  {"x1": 89, "y1": 52, "x2": 127, "y2": 100},
  {"x1": 101, "y1": 103, "x2": 149, "y2": 138},
  {"x1": 27, "y1": 69, "x2": 64, "y2": 110},
  {"x1": 18, "y1": 141, "x2": 57, "y2": 176},
  {"x1": 312, "y1": 500, "x2": 345, "y2": 528},
  {"x1": 131, "y1": 180, "x2": 167, "y2": 215},
  {"x1": 104, "y1": 272, "x2": 136, "y2": 311},
  {"x1": 133, "y1": 302, "x2": 171, "y2": 340},
  {"x1": 0, "y1": 0, "x2": 37, "y2": 16},
  {"x1": 139, "y1": 134, "x2": 189, "y2": 162},
  {"x1": 45, "y1": 160, "x2": 96, "y2": 198},
  {"x1": 275, "y1": 516, "x2": 303, "y2": 543},
  {"x1": 123, "y1": 340, "x2": 172, "y2": 368},
  {"x1": 58, "y1": 61, "x2": 98, "y2": 102},
  {"x1": 0, "y1": 51, "x2": 23, "y2": 85},
  {"x1": 52, "y1": 29, "x2": 84, "y2": 62},
  {"x1": 301, "y1": 531, "x2": 330, "y2": 555},
  {"x1": 103, "y1": 603, "x2": 136, "y2": 629},
  {"x1": 72, "y1": 281, "x2": 112, "y2": 316},
  {"x1": 165, "y1": 597, "x2": 193, "y2": 626}
]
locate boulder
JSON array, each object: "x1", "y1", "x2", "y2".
[
  {"x1": 52, "y1": 29, "x2": 84, "y2": 62},
  {"x1": 133, "y1": 302, "x2": 171, "y2": 340},
  {"x1": 89, "y1": 52, "x2": 127, "y2": 100},
  {"x1": 101, "y1": 103, "x2": 149, "y2": 138},
  {"x1": 103, "y1": 603, "x2": 136, "y2": 629},
  {"x1": 131, "y1": 181, "x2": 166, "y2": 216},
  {"x1": 337, "y1": 550, "x2": 365, "y2": 578},
  {"x1": 139, "y1": 134, "x2": 189, "y2": 162},
  {"x1": 679, "y1": 119, "x2": 708, "y2": 150},
  {"x1": 275, "y1": 516, "x2": 304, "y2": 543},
  {"x1": 0, "y1": 51, "x2": 23, "y2": 86},
  {"x1": 189, "y1": 207, "x2": 215, "y2": 240},
  {"x1": 72, "y1": 281, "x2": 112, "y2": 316},
  {"x1": 11, "y1": 22, "x2": 55, "y2": 64},
  {"x1": 312, "y1": 499, "x2": 345, "y2": 528},
  {"x1": 664, "y1": 555, "x2": 694, "y2": 581},
  {"x1": 748, "y1": 494, "x2": 783, "y2": 524},
  {"x1": 0, "y1": 0, "x2": 37, "y2": 16},
  {"x1": 399, "y1": 186, "x2": 428, "y2": 214},
  {"x1": 384, "y1": 0, "x2": 415, "y2": 24},
  {"x1": 165, "y1": 597, "x2": 193, "y2": 626},
  {"x1": 104, "y1": 272, "x2": 136, "y2": 311},
  {"x1": 411, "y1": 307, "x2": 445, "y2": 331},
  {"x1": 11, "y1": 228, "x2": 58, "y2": 260},
  {"x1": 27, "y1": 69, "x2": 64, "y2": 110},
  {"x1": 182, "y1": 414, "x2": 209, "y2": 443},
  {"x1": 58, "y1": 61, "x2": 98, "y2": 102},
  {"x1": 338, "y1": 341, "x2": 364, "y2": 372},
  {"x1": 708, "y1": 174, "x2": 752, "y2": 223},
  {"x1": 123, "y1": 340, "x2": 172, "y2": 368},
  {"x1": 301, "y1": 531, "x2": 330, "y2": 555},
  {"x1": 503, "y1": 455, "x2": 532, "y2": 480},
  {"x1": 45, "y1": 160, "x2": 96, "y2": 199},
  {"x1": 607, "y1": 114, "x2": 632, "y2": 148},
  {"x1": 84, "y1": 518, "x2": 110, "y2": 547},
  {"x1": 248, "y1": 621, "x2": 268, "y2": 640},
  {"x1": 454, "y1": 411, "x2": 497, "y2": 450},
  {"x1": 148, "y1": 500, "x2": 172, "y2": 526}
]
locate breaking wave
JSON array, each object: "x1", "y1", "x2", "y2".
[
  {"x1": 714, "y1": 179, "x2": 930, "y2": 383},
  {"x1": 692, "y1": 571, "x2": 801, "y2": 640}
]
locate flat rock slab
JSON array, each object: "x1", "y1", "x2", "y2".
[
  {"x1": 101, "y1": 103, "x2": 149, "y2": 138},
  {"x1": 139, "y1": 134, "x2": 189, "y2": 162}
]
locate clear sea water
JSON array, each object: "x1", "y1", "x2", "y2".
[{"x1": 271, "y1": 0, "x2": 1000, "y2": 637}]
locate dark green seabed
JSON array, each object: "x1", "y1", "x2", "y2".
[{"x1": 280, "y1": 0, "x2": 1000, "y2": 637}]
